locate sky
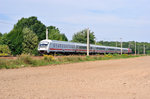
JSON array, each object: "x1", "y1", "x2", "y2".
[{"x1": 0, "y1": 0, "x2": 150, "y2": 42}]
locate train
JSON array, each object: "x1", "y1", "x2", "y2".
[{"x1": 38, "y1": 39, "x2": 132, "y2": 54}]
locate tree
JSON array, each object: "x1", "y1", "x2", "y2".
[
  {"x1": 0, "y1": 32, "x2": 2, "y2": 37},
  {"x1": 47, "y1": 26, "x2": 68, "y2": 41},
  {"x1": 0, "y1": 33, "x2": 11, "y2": 45},
  {"x1": 72, "y1": 29, "x2": 95, "y2": 44},
  {"x1": 6, "y1": 16, "x2": 45, "y2": 55},
  {"x1": 6, "y1": 17, "x2": 68, "y2": 55},
  {"x1": 22, "y1": 28, "x2": 38, "y2": 54},
  {"x1": 7, "y1": 28, "x2": 23, "y2": 55},
  {"x1": 13, "y1": 16, "x2": 46, "y2": 41},
  {"x1": 59, "y1": 33, "x2": 68, "y2": 41}
]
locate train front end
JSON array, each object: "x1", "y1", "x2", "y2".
[{"x1": 38, "y1": 40, "x2": 51, "y2": 54}]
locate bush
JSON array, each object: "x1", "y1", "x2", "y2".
[
  {"x1": 113, "y1": 53, "x2": 119, "y2": 56},
  {"x1": 0, "y1": 45, "x2": 11, "y2": 56},
  {"x1": 43, "y1": 55, "x2": 55, "y2": 61},
  {"x1": 0, "y1": 53, "x2": 9, "y2": 57},
  {"x1": 0, "y1": 59, "x2": 7, "y2": 68},
  {"x1": 0, "y1": 53, "x2": 142, "y2": 69},
  {"x1": 93, "y1": 56, "x2": 99, "y2": 60},
  {"x1": 121, "y1": 54, "x2": 128, "y2": 56},
  {"x1": 0, "y1": 59, "x2": 17, "y2": 69},
  {"x1": 105, "y1": 54, "x2": 113, "y2": 58},
  {"x1": 56, "y1": 56, "x2": 83, "y2": 62},
  {"x1": 17, "y1": 54, "x2": 34, "y2": 64},
  {"x1": 85, "y1": 56, "x2": 91, "y2": 61}
]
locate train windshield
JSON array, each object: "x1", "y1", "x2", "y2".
[
  {"x1": 39, "y1": 44, "x2": 48, "y2": 47},
  {"x1": 39, "y1": 41, "x2": 49, "y2": 47}
]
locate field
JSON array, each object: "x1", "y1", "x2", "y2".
[{"x1": 0, "y1": 56, "x2": 150, "y2": 99}]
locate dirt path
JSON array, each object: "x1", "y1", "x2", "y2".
[{"x1": 0, "y1": 56, "x2": 150, "y2": 99}]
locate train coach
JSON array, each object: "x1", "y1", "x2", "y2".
[{"x1": 38, "y1": 39, "x2": 132, "y2": 54}]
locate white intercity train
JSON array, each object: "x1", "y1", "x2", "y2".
[{"x1": 38, "y1": 39, "x2": 132, "y2": 54}]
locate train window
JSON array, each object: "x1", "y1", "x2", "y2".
[
  {"x1": 109, "y1": 48, "x2": 115, "y2": 51},
  {"x1": 79, "y1": 46, "x2": 82, "y2": 49},
  {"x1": 81, "y1": 46, "x2": 86, "y2": 49},
  {"x1": 64, "y1": 45, "x2": 66, "y2": 48},
  {"x1": 96, "y1": 47, "x2": 105, "y2": 50},
  {"x1": 52, "y1": 43, "x2": 55, "y2": 47},
  {"x1": 54, "y1": 43, "x2": 56, "y2": 48},
  {"x1": 62, "y1": 44, "x2": 65, "y2": 48},
  {"x1": 39, "y1": 44, "x2": 48, "y2": 47},
  {"x1": 56, "y1": 44, "x2": 58, "y2": 48},
  {"x1": 58, "y1": 44, "x2": 61, "y2": 48}
]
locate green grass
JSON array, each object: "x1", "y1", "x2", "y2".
[{"x1": 0, "y1": 54, "x2": 144, "y2": 69}]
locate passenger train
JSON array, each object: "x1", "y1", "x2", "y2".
[{"x1": 38, "y1": 39, "x2": 132, "y2": 54}]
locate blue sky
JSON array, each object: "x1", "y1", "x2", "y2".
[{"x1": 0, "y1": 0, "x2": 150, "y2": 42}]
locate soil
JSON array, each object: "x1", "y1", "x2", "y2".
[{"x1": 0, "y1": 56, "x2": 150, "y2": 99}]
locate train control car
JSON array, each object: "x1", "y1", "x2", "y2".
[{"x1": 38, "y1": 39, "x2": 132, "y2": 54}]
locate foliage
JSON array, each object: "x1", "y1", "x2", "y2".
[
  {"x1": 0, "y1": 45, "x2": 11, "y2": 56},
  {"x1": 1, "y1": 16, "x2": 68, "y2": 55},
  {"x1": 47, "y1": 26, "x2": 68, "y2": 41},
  {"x1": 6, "y1": 27, "x2": 24, "y2": 55},
  {"x1": 13, "y1": 16, "x2": 46, "y2": 41},
  {"x1": 57, "y1": 56, "x2": 83, "y2": 62},
  {"x1": 0, "y1": 32, "x2": 2, "y2": 38},
  {"x1": 0, "y1": 59, "x2": 7, "y2": 68},
  {"x1": 0, "y1": 33, "x2": 10, "y2": 45},
  {"x1": 105, "y1": 54, "x2": 113, "y2": 58},
  {"x1": 22, "y1": 28, "x2": 38, "y2": 54},
  {"x1": 0, "y1": 53, "x2": 10, "y2": 57},
  {"x1": 17, "y1": 54, "x2": 34, "y2": 65},
  {"x1": 43, "y1": 55, "x2": 55, "y2": 61},
  {"x1": 6, "y1": 16, "x2": 46, "y2": 55},
  {"x1": 72, "y1": 29, "x2": 95, "y2": 44},
  {"x1": 0, "y1": 54, "x2": 142, "y2": 69}
]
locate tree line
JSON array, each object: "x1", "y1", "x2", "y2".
[
  {"x1": 97, "y1": 41, "x2": 150, "y2": 54},
  {"x1": 0, "y1": 16, "x2": 68, "y2": 55},
  {"x1": 0, "y1": 16, "x2": 150, "y2": 56}
]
